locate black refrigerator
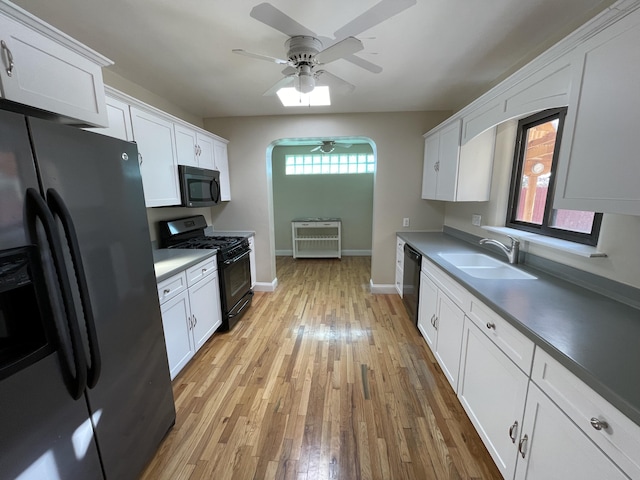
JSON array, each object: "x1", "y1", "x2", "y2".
[{"x1": 0, "y1": 109, "x2": 175, "y2": 479}]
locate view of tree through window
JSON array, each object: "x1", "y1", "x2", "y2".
[{"x1": 507, "y1": 108, "x2": 602, "y2": 245}]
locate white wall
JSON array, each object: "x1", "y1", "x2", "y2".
[
  {"x1": 204, "y1": 112, "x2": 450, "y2": 287},
  {"x1": 444, "y1": 121, "x2": 640, "y2": 289},
  {"x1": 272, "y1": 144, "x2": 374, "y2": 254}
]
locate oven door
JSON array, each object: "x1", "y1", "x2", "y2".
[
  {"x1": 178, "y1": 165, "x2": 220, "y2": 207},
  {"x1": 219, "y1": 250, "x2": 253, "y2": 328}
]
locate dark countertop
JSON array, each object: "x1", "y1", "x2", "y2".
[{"x1": 398, "y1": 231, "x2": 640, "y2": 426}]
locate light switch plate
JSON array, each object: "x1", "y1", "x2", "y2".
[
  {"x1": 403, "y1": 217, "x2": 410, "y2": 227},
  {"x1": 472, "y1": 214, "x2": 482, "y2": 226}
]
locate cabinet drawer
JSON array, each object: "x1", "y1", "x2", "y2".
[
  {"x1": 422, "y1": 258, "x2": 468, "y2": 309},
  {"x1": 467, "y1": 299, "x2": 535, "y2": 374},
  {"x1": 186, "y1": 256, "x2": 217, "y2": 286},
  {"x1": 157, "y1": 272, "x2": 187, "y2": 304},
  {"x1": 532, "y1": 348, "x2": 640, "y2": 478}
]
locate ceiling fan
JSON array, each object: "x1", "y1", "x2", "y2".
[
  {"x1": 310, "y1": 140, "x2": 352, "y2": 153},
  {"x1": 232, "y1": 0, "x2": 417, "y2": 96}
]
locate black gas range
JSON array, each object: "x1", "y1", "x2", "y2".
[{"x1": 158, "y1": 215, "x2": 253, "y2": 331}]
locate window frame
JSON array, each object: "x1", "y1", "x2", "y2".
[{"x1": 506, "y1": 107, "x2": 603, "y2": 246}]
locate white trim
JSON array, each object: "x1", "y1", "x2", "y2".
[
  {"x1": 482, "y1": 226, "x2": 607, "y2": 258},
  {"x1": 253, "y1": 277, "x2": 278, "y2": 292},
  {"x1": 369, "y1": 280, "x2": 397, "y2": 294}
]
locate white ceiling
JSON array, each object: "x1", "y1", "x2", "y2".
[{"x1": 13, "y1": 0, "x2": 616, "y2": 119}]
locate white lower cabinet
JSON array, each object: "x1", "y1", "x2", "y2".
[
  {"x1": 514, "y1": 382, "x2": 628, "y2": 480},
  {"x1": 413, "y1": 250, "x2": 638, "y2": 479},
  {"x1": 458, "y1": 320, "x2": 529, "y2": 480},
  {"x1": 395, "y1": 236, "x2": 405, "y2": 296},
  {"x1": 248, "y1": 235, "x2": 256, "y2": 289},
  {"x1": 157, "y1": 257, "x2": 221, "y2": 380},
  {"x1": 418, "y1": 260, "x2": 467, "y2": 391}
]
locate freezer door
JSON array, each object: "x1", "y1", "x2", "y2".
[
  {"x1": 28, "y1": 118, "x2": 176, "y2": 480},
  {"x1": 0, "y1": 110, "x2": 104, "y2": 480}
]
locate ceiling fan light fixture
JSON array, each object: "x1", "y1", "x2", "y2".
[
  {"x1": 295, "y1": 64, "x2": 315, "y2": 94},
  {"x1": 276, "y1": 86, "x2": 330, "y2": 107}
]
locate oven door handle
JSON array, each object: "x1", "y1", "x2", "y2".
[
  {"x1": 228, "y1": 291, "x2": 254, "y2": 319},
  {"x1": 223, "y1": 250, "x2": 250, "y2": 266}
]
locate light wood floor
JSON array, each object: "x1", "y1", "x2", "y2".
[{"x1": 141, "y1": 256, "x2": 501, "y2": 480}]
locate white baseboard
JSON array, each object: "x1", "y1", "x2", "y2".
[
  {"x1": 275, "y1": 250, "x2": 372, "y2": 257},
  {"x1": 369, "y1": 279, "x2": 397, "y2": 294},
  {"x1": 253, "y1": 277, "x2": 278, "y2": 292}
]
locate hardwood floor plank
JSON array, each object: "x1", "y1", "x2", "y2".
[{"x1": 141, "y1": 257, "x2": 501, "y2": 479}]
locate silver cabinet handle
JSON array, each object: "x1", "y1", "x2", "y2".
[
  {"x1": 508, "y1": 421, "x2": 518, "y2": 444},
  {"x1": 202, "y1": 268, "x2": 207, "y2": 273},
  {"x1": 518, "y1": 434, "x2": 528, "y2": 459},
  {"x1": 590, "y1": 418, "x2": 609, "y2": 431},
  {"x1": 430, "y1": 314, "x2": 435, "y2": 327},
  {"x1": 163, "y1": 288, "x2": 170, "y2": 294},
  {"x1": 486, "y1": 322, "x2": 496, "y2": 330},
  {"x1": 1, "y1": 40, "x2": 14, "y2": 77},
  {"x1": 188, "y1": 315, "x2": 193, "y2": 329},
  {"x1": 434, "y1": 315, "x2": 438, "y2": 330},
  {"x1": 138, "y1": 153, "x2": 143, "y2": 165},
  {"x1": 193, "y1": 315, "x2": 197, "y2": 327}
]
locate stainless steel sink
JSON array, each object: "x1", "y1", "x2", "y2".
[{"x1": 438, "y1": 253, "x2": 537, "y2": 280}]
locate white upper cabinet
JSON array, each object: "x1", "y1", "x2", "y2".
[
  {"x1": 174, "y1": 123, "x2": 198, "y2": 167},
  {"x1": 422, "y1": 119, "x2": 495, "y2": 202},
  {"x1": 214, "y1": 139, "x2": 231, "y2": 201},
  {"x1": 174, "y1": 123, "x2": 216, "y2": 171},
  {"x1": 461, "y1": 56, "x2": 572, "y2": 144},
  {"x1": 0, "y1": 2, "x2": 110, "y2": 126},
  {"x1": 130, "y1": 106, "x2": 180, "y2": 207},
  {"x1": 554, "y1": 6, "x2": 640, "y2": 216},
  {"x1": 86, "y1": 96, "x2": 133, "y2": 141}
]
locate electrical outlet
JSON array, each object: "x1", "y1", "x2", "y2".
[
  {"x1": 403, "y1": 217, "x2": 410, "y2": 227},
  {"x1": 472, "y1": 214, "x2": 482, "y2": 227}
]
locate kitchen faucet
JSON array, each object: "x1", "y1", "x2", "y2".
[{"x1": 479, "y1": 236, "x2": 520, "y2": 264}]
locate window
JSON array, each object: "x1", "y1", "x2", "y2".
[
  {"x1": 285, "y1": 153, "x2": 375, "y2": 175},
  {"x1": 506, "y1": 108, "x2": 602, "y2": 245}
]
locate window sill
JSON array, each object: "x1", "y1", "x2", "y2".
[{"x1": 482, "y1": 226, "x2": 607, "y2": 258}]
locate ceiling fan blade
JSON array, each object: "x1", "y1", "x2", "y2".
[
  {"x1": 315, "y1": 70, "x2": 355, "y2": 94},
  {"x1": 316, "y1": 37, "x2": 364, "y2": 65},
  {"x1": 233, "y1": 49, "x2": 291, "y2": 65},
  {"x1": 343, "y1": 54, "x2": 383, "y2": 74},
  {"x1": 281, "y1": 66, "x2": 297, "y2": 76},
  {"x1": 263, "y1": 75, "x2": 295, "y2": 96},
  {"x1": 334, "y1": 0, "x2": 417, "y2": 39},
  {"x1": 250, "y1": 3, "x2": 317, "y2": 37}
]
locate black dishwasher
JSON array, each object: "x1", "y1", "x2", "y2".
[{"x1": 402, "y1": 244, "x2": 422, "y2": 326}]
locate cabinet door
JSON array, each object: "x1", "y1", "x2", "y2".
[
  {"x1": 434, "y1": 292, "x2": 465, "y2": 390},
  {"x1": 174, "y1": 123, "x2": 198, "y2": 167},
  {"x1": 458, "y1": 320, "x2": 528, "y2": 480},
  {"x1": 213, "y1": 140, "x2": 231, "y2": 201},
  {"x1": 160, "y1": 290, "x2": 194, "y2": 380},
  {"x1": 417, "y1": 271, "x2": 438, "y2": 349},
  {"x1": 421, "y1": 133, "x2": 440, "y2": 199},
  {"x1": 554, "y1": 9, "x2": 640, "y2": 215},
  {"x1": 514, "y1": 383, "x2": 628, "y2": 480},
  {"x1": 189, "y1": 273, "x2": 222, "y2": 351},
  {"x1": 0, "y1": 12, "x2": 108, "y2": 127},
  {"x1": 436, "y1": 119, "x2": 462, "y2": 201},
  {"x1": 197, "y1": 133, "x2": 216, "y2": 170},
  {"x1": 87, "y1": 96, "x2": 133, "y2": 141},
  {"x1": 130, "y1": 106, "x2": 180, "y2": 207}
]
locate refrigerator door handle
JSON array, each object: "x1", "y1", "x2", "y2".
[
  {"x1": 25, "y1": 188, "x2": 88, "y2": 400},
  {"x1": 46, "y1": 188, "x2": 102, "y2": 388}
]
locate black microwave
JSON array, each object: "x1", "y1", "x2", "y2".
[{"x1": 178, "y1": 165, "x2": 221, "y2": 207}]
